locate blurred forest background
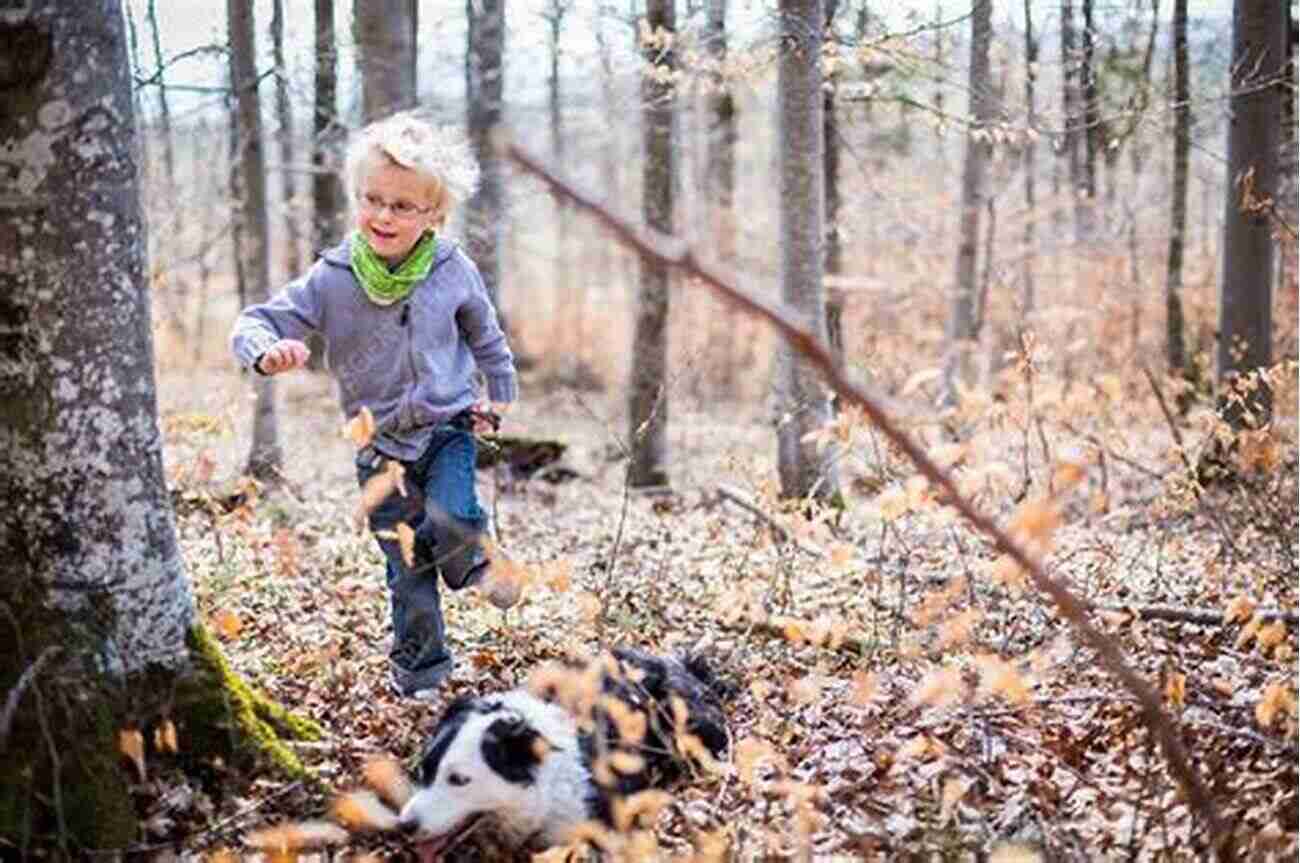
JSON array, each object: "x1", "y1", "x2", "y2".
[{"x1": 130, "y1": 0, "x2": 1296, "y2": 417}]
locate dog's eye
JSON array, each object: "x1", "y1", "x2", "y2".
[{"x1": 447, "y1": 772, "x2": 471, "y2": 787}]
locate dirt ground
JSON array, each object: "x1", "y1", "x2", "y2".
[{"x1": 154, "y1": 360, "x2": 1299, "y2": 861}]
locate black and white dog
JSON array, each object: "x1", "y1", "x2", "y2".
[{"x1": 397, "y1": 647, "x2": 729, "y2": 858}]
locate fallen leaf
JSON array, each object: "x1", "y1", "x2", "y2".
[{"x1": 119, "y1": 728, "x2": 146, "y2": 782}]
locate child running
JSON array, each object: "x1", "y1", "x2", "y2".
[{"x1": 230, "y1": 113, "x2": 518, "y2": 700}]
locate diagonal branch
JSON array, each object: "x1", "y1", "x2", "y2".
[{"x1": 504, "y1": 140, "x2": 1235, "y2": 860}]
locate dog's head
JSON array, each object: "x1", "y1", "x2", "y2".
[{"x1": 399, "y1": 695, "x2": 550, "y2": 858}]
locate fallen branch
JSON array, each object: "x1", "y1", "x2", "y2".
[
  {"x1": 1096, "y1": 603, "x2": 1299, "y2": 628},
  {"x1": 716, "y1": 484, "x2": 824, "y2": 557},
  {"x1": 505, "y1": 141, "x2": 1235, "y2": 859}
]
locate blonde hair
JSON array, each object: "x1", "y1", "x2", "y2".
[{"x1": 343, "y1": 113, "x2": 480, "y2": 226}]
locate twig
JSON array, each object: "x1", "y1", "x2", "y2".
[
  {"x1": 1095, "y1": 602, "x2": 1298, "y2": 628},
  {"x1": 505, "y1": 141, "x2": 1236, "y2": 860},
  {"x1": 0, "y1": 646, "x2": 61, "y2": 750},
  {"x1": 716, "y1": 484, "x2": 823, "y2": 557}
]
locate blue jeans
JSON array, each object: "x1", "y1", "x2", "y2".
[{"x1": 356, "y1": 423, "x2": 488, "y2": 692}]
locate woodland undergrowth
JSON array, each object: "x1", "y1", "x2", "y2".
[{"x1": 133, "y1": 313, "x2": 1300, "y2": 862}]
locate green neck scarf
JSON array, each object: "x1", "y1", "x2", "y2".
[{"x1": 350, "y1": 231, "x2": 438, "y2": 306}]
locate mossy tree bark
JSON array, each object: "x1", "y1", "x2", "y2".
[{"x1": 0, "y1": 3, "x2": 320, "y2": 853}]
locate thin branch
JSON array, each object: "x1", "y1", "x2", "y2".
[
  {"x1": 504, "y1": 140, "x2": 1235, "y2": 861},
  {"x1": 716, "y1": 484, "x2": 824, "y2": 557},
  {"x1": 0, "y1": 646, "x2": 61, "y2": 750}
]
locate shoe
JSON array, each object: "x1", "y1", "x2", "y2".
[{"x1": 389, "y1": 655, "x2": 451, "y2": 702}]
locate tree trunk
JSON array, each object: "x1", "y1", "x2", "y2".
[
  {"x1": 271, "y1": 0, "x2": 302, "y2": 279},
  {"x1": 628, "y1": 0, "x2": 675, "y2": 489},
  {"x1": 546, "y1": 1, "x2": 575, "y2": 364},
  {"x1": 1165, "y1": 0, "x2": 1190, "y2": 380},
  {"x1": 704, "y1": 0, "x2": 739, "y2": 395},
  {"x1": 942, "y1": 0, "x2": 994, "y2": 405},
  {"x1": 145, "y1": 0, "x2": 175, "y2": 192},
  {"x1": 1080, "y1": 0, "x2": 1099, "y2": 236},
  {"x1": 465, "y1": 0, "x2": 507, "y2": 314},
  {"x1": 312, "y1": 0, "x2": 342, "y2": 254},
  {"x1": 823, "y1": 0, "x2": 844, "y2": 370},
  {"x1": 229, "y1": 0, "x2": 282, "y2": 479},
  {"x1": 0, "y1": 4, "x2": 320, "y2": 849},
  {"x1": 355, "y1": 0, "x2": 417, "y2": 123},
  {"x1": 775, "y1": 0, "x2": 838, "y2": 502},
  {"x1": 1060, "y1": 0, "x2": 1088, "y2": 243},
  {"x1": 1021, "y1": 0, "x2": 1038, "y2": 322},
  {"x1": 1216, "y1": 0, "x2": 1283, "y2": 429}
]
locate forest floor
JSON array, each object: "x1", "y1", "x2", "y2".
[{"x1": 151, "y1": 360, "x2": 1298, "y2": 862}]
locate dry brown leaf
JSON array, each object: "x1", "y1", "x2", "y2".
[
  {"x1": 990, "y1": 843, "x2": 1044, "y2": 863},
  {"x1": 1164, "y1": 672, "x2": 1187, "y2": 709},
  {"x1": 1256, "y1": 682, "x2": 1297, "y2": 728},
  {"x1": 911, "y1": 666, "x2": 963, "y2": 709},
  {"x1": 849, "y1": 670, "x2": 879, "y2": 707},
  {"x1": 246, "y1": 821, "x2": 350, "y2": 851},
  {"x1": 343, "y1": 406, "x2": 376, "y2": 448},
  {"x1": 331, "y1": 790, "x2": 398, "y2": 832},
  {"x1": 118, "y1": 728, "x2": 146, "y2": 782},
  {"x1": 396, "y1": 523, "x2": 416, "y2": 568},
  {"x1": 1009, "y1": 497, "x2": 1061, "y2": 547},
  {"x1": 154, "y1": 719, "x2": 179, "y2": 754},
  {"x1": 213, "y1": 609, "x2": 243, "y2": 641},
  {"x1": 788, "y1": 675, "x2": 822, "y2": 705},
  {"x1": 975, "y1": 655, "x2": 1030, "y2": 705},
  {"x1": 363, "y1": 756, "x2": 413, "y2": 809},
  {"x1": 1052, "y1": 460, "x2": 1087, "y2": 490},
  {"x1": 1224, "y1": 595, "x2": 1257, "y2": 625}
]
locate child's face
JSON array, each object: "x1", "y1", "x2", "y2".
[{"x1": 355, "y1": 157, "x2": 441, "y2": 265}]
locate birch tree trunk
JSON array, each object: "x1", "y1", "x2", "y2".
[
  {"x1": 775, "y1": 0, "x2": 838, "y2": 502},
  {"x1": 465, "y1": 0, "x2": 507, "y2": 311},
  {"x1": 628, "y1": 0, "x2": 675, "y2": 489},
  {"x1": 1216, "y1": 0, "x2": 1283, "y2": 429},
  {"x1": 0, "y1": 0, "x2": 190, "y2": 844},
  {"x1": 1080, "y1": 0, "x2": 1099, "y2": 236},
  {"x1": 356, "y1": 0, "x2": 417, "y2": 122},
  {"x1": 941, "y1": 0, "x2": 994, "y2": 406},
  {"x1": 229, "y1": 0, "x2": 282, "y2": 479},
  {"x1": 1165, "y1": 0, "x2": 1190, "y2": 380}
]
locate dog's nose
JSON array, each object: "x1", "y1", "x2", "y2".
[{"x1": 397, "y1": 814, "x2": 420, "y2": 836}]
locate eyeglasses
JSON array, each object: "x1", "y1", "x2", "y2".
[{"x1": 359, "y1": 193, "x2": 431, "y2": 219}]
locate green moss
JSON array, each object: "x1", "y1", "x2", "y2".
[{"x1": 180, "y1": 624, "x2": 326, "y2": 790}]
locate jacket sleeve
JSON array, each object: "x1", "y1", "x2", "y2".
[
  {"x1": 229, "y1": 265, "x2": 326, "y2": 372},
  {"x1": 455, "y1": 259, "x2": 518, "y2": 404}
]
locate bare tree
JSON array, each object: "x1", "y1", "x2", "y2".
[
  {"x1": 1080, "y1": 0, "x2": 1099, "y2": 233},
  {"x1": 356, "y1": 0, "x2": 417, "y2": 123},
  {"x1": 775, "y1": 0, "x2": 838, "y2": 501},
  {"x1": 628, "y1": 0, "x2": 676, "y2": 489},
  {"x1": 145, "y1": 0, "x2": 175, "y2": 191},
  {"x1": 312, "y1": 0, "x2": 343, "y2": 253},
  {"x1": 1060, "y1": 0, "x2": 1090, "y2": 242},
  {"x1": 1021, "y1": 0, "x2": 1038, "y2": 320},
  {"x1": 1165, "y1": 0, "x2": 1190, "y2": 381},
  {"x1": 704, "y1": 0, "x2": 741, "y2": 394},
  {"x1": 1216, "y1": 0, "x2": 1284, "y2": 429},
  {"x1": 823, "y1": 0, "x2": 845, "y2": 368},
  {"x1": 465, "y1": 0, "x2": 507, "y2": 310},
  {"x1": 942, "y1": 0, "x2": 994, "y2": 405},
  {"x1": 229, "y1": 0, "x2": 282, "y2": 479},
  {"x1": 543, "y1": 0, "x2": 575, "y2": 350},
  {"x1": 271, "y1": 0, "x2": 301, "y2": 278}
]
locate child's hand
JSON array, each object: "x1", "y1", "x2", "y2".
[
  {"x1": 469, "y1": 402, "x2": 509, "y2": 433},
  {"x1": 256, "y1": 339, "x2": 310, "y2": 375}
]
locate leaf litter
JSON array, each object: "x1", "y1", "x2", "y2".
[{"x1": 152, "y1": 363, "x2": 1298, "y2": 861}]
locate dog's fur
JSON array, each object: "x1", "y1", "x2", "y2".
[{"x1": 398, "y1": 647, "x2": 729, "y2": 856}]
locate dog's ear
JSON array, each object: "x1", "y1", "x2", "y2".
[{"x1": 481, "y1": 712, "x2": 546, "y2": 784}]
